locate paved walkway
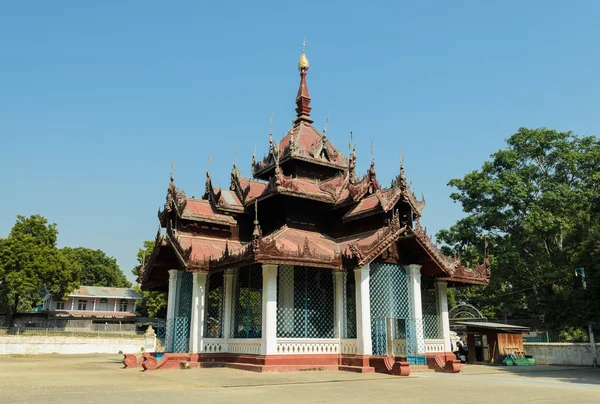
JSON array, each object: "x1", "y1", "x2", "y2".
[{"x1": 0, "y1": 355, "x2": 599, "y2": 403}]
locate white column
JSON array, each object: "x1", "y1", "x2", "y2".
[
  {"x1": 189, "y1": 272, "x2": 208, "y2": 353},
  {"x1": 113, "y1": 299, "x2": 117, "y2": 312},
  {"x1": 407, "y1": 264, "x2": 426, "y2": 355},
  {"x1": 92, "y1": 298, "x2": 96, "y2": 311},
  {"x1": 165, "y1": 269, "x2": 180, "y2": 352},
  {"x1": 222, "y1": 269, "x2": 235, "y2": 340},
  {"x1": 71, "y1": 299, "x2": 74, "y2": 310},
  {"x1": 261, "y1": 264, "x2": 278, "y2": 355},
  {"x1": 435, "y1": 280, "x2": 452, "y2": 352},
  {"x1": 133, "y1": 301, "x2": 137, "y2": 314},
  {"x1": 354, "y1": 264, "x2": 372, "y2": 355},
  {"x1": 334, "y1": 271, "x2": 344, "y2": 339}
]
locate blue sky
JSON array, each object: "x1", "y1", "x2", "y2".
[{"x1": 1, "y1": 1, "x2": 599, "y2": 283}]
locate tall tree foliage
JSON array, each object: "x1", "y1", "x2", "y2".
[
  {"x1": 0, "y1": 215, "x2": 81, "y2": 324},
  {"x1": 132, "y1": 241, "x2": 167, "y2": 318},
  {"x1": 61, "y1": 247, "x2": 131, "y2": 288},
  {"x1": 437, "y1": 128, "x2": 600, "y2": 328}
]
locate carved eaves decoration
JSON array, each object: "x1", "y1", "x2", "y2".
[
  {"x1": 319, "y1": 171, "x2": 349, "y2": 201},
  {"x1": 164, "y1": 218, "x2": 192, "y2": 269},
  {"x1": 410, "y1": 220, "x2": 490, "y2": 284},
  {"x1": 161, "y1": 176, "x2": 187, "y2": 220},
  {"x1": 139, "y1": 225, "x2": 165, "y2": 283},
  {"x1": 347, "y1": 210, "x2": 408, "y2": 267},
  {"x1": 348, "y1": 160, "x2": 381, "y2": 202},
  {"x1": 252, "y1": 123, "x2": 348, "y2": 178},
  {"x1": 208, "y1": 225, "x2": 342, "y2": 270}
]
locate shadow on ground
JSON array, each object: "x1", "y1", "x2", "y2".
[{"x1": 459, "y1": 364, "x2": 600, "y2": 386}]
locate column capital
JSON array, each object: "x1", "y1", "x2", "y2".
[
  {"x1": 224, "y1": 268, "x2": 237, "y2": 277},
  {"x1": 406, "y1": 264, "x2": 422, "y2": 277},
  {"x1": 193, "y1": 271, "x2": 208, "y2": 284},
  {"x1": 333, "y1": 270, "x2": 344, "y2": 278},
  {"x1": 354, "y1": 263, "x2": 370, "y2": 275},
  {"x1": 262, "y1": 263, "x2": 278, "y2": 274},
  {"x1": 434, "y1": 279, "x2": 448, "y2": 287},
  {"x1": 168, "y1": 269, "x2": 180, "y2": 281}
]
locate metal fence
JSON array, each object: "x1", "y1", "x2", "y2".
[
  {"x1": 0, "y1": 327, "x2": 144, "y2": 338},
  {"x1": 523, "y1": 329, "x2": 599, "y2": 343}
]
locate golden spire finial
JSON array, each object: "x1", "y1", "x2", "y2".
[{"x1": 298, "y1": 37, "x2": 310, "y2": 71}]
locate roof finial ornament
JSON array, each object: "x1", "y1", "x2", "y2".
[
  {"x1": 323, "y1": 109, "x2": 331, "y2": 136},
  {"x1": 233, "y1": 147, "x2": 238, "y2": 167},
  {"x1": 370, "y1": 140, "x2": 375, "y2": 166},
  {"x1": 348, "y1": 131, "x2": 353, "y2": 154},
  {"x1": 298, "y1": 37, "x2": 309, "y2": 71},
  {"x1": 294, "y1": 38, "x2": 313, "y2": 125},
  {"x1": 252, "y1": 200, "x2": 261, "y2": 239},
  {"x1": 399, "y1": 146, "x2": 406, "y2": 185},
  {"x1": 170, "y1": 160, "x2": 175, "y2": 183}
]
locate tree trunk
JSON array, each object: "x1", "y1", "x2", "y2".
[{"x1": 7, "y1": 295, "x2": 19, "y2": 328}]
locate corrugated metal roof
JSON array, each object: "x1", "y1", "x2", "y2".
[
  {"x1": 70, "y1": 286, "x2": 142, "y2": 299},
  {"x1": 457, "y1": 321, "x2": 530, "y2": 332}
]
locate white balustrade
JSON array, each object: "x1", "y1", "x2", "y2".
[
  {"x1": 425, "y1": 339, "x2": 446, "y2": 353},
  {"x1": 341, "y1": 339, "x2": 358, "y2": 354},
  {"x1": 276, "y1": 339, "x2": 340, "y2": 355},
  {"x1": 227, "y1": 339, "x2": 262, "y2": 354},
  {"x1": 201, "y1": 338, "x2": 227, "y2": 353},
  {"x1": 392, "y1": 339, "x2": 407, "y2": 355}
]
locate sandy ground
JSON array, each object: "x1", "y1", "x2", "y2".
[{"x1": 0, "y1": 354, "x2": 599, "y2": 403}]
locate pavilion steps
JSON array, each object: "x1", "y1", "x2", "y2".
[
  {"x1": 408, "y1": 365, "x2": 435, "y2": 373},
  {"x1": 338, "y1": 365, "x2": 375, "y2": 373},
  {"x1": 186, "y1": 360, "x2": 373, "y2": 373}
]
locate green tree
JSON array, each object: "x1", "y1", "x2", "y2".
[
  {"x1": 61, "y1": 247, "x2": 131, "y2": 288},
  {"x1": 0, "y1": 215, "x2": 80, "y2": 325},
  {"x1": 437, "y1": 128, "x2": 600, "y2": 328},
  {"x1": 132, "y1": 241, "x2": 167, "y2": 318}
]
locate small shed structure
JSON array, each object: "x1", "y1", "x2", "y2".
[{"x1": 457, "y1": 321, "x2": 530, "y2": 364}]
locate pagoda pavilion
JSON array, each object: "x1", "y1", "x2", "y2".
[{"x1": 136, "y1": 47, "x2": 489, "y2": 374}]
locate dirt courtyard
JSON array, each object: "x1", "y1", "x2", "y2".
[{"x1": 0, "y1": 354, "x2": 598, "y2": 403}]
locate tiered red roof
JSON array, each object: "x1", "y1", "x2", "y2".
[{"x1": 140, "y1": 49, "x2": 489, "y2": 291}]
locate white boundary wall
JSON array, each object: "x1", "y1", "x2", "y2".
[
  {"x1": 0, "y1": 335, "x2": 146, "y2": 355},
  {"x1": 524, "y1": 342, "x2": 600, "y2": 366}
]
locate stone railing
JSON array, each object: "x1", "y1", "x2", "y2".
[
  {"x1": 341, "y1": 339, "x2": 358, "y2": 354},
  {"x1": 425, "y1": 339, "x2": 446, "y2": 353},
  {"x1": 201, "y1": 338, "x2": 227, "y2": 353},
  {"x1": 276, "y1": 339, "x2": 340, "y2": 355},
  {"x1": 227, "y1": 339, "x2": 262, "y2": 354}
]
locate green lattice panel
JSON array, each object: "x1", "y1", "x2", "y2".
[
  {"x1": 421, "y1": 287, "x2": 442, "y2": 339},
  {"x1": 343, "y1": 268, "x2": 357, "y2": 339},
  {"x1": 231, "y1": 264, "x2": 263, "y2": 338},
  {"x1": 173, "y1": 317, "x2": 190, "y2": 353},
  {"x1": 206, "y1": 271, "x2": 224, "y2": 338},
  {"x1": 172, "y1": 271, "x2": 193, "y2": 353},
  {"x1": 369, "y1": 262, "x2": 417, "y2": 356},
  {"x1": 277, "y1": 266, "x2": 334, "y2": 338}
]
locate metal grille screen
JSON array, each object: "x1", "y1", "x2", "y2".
[
  {"x1": 421, "y1": 287, "x2": 442, "y2": 339},
  {"x1": 173, "y1": 271, "x2": 193, "y2": 352},
  {"x1": 343, "y1": 268, "x2": 357, "y2": 338},
  {"x1": 231, "y1": 264, "x2": 262, "y2": 338},
  {"x1": 369, "y1": 262, "x2": 416, "y2": 356},
  {"x1": 277, "y1": 266, "x2": 334, "y2": 338},
  {"x1": 206, "y1": 271, "x2": 224, "y2": 338}
]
